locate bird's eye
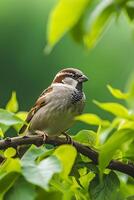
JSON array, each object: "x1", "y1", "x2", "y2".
[{"x1": 76, "y1": 74, "x2": 82, "y2": 78}]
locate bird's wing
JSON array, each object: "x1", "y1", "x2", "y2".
[{"x1": 19, "y1": 86, "x2": 53, "y2": 134}]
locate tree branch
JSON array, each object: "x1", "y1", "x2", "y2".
[{"x1": 0, "y1": 135, "x2": 134, "y2": 178}]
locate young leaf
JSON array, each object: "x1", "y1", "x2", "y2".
[
  {"x1": 75, "y1": 113, "x2": 110, "y2": 126},
  {"x1": 6, "y1": 92, "x2": 19, "y2": 113},
  {"x1": 94, "y1": 100, "x2": 129, "y2": 118},
  {"x1": 14, "y1": 111, "x2": 28, "y2": 131},
  {"x1": 118, "y1": 119, "x2": 134, "y2": 130},
  {"x1": 53, "y1": 145, "x2": 77, "y2": 178},
  {"x1": 0, "y1": 128, "x2": 4, "y2": 138},
  {"x1": 4, "y1": 148, "x2": 16, "y2": 158},
  {"x1": 73, "y1": 130, "x2": 97, "y2": 146},
  {"x1": 107, "y1": 85, "x2": 130, "y2": 99},
  {"x1": 22, "y1": 155, "x2": 62, "y2": 190},
  {"x1": 0, "y1": 109, "x2": 24, "y2": 126},
  {"x1": 89, "y1": 172, "x2": 120, "y2": 200},
  {"x1": 46, "y1": 0, "x2": 89, "y2": 52},
  {"x1": 79, "y1": 171, "x2": 95, "y2": 190},
  {"x1": 99, "y1": 129, "x2": 134, "y2": 175},
  {"x1": 0, "y1": 158, "x2": 21, "y2": 175},
  {"x1": 84, "y1": 0, "x2": 114, "y2": 48}
]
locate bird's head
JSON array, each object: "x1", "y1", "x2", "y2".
[{"x1": 53, "y1": 68, "x2": 88, "y2": 90}]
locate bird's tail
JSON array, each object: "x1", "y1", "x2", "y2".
[{"x1": 19, "y1": 124, "x2": 27, "y2": 134}]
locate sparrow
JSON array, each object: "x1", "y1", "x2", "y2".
[{"x1": 19, "y1": 68, "x2": 88, "y2": 141}]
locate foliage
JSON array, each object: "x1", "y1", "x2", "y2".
[
  {"x1": 0, "y1": 84, "x2": 134, "y2": 200},
  {"x1": 45, "y1": 0, "x2": 134, "y2": 52}
]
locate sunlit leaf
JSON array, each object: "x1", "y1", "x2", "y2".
[
  {"x1": 73, "y1": 130, "x2": 97, "y2": 146},
  {"x1": 53, "y1": 145, "x2": 77, "y2": 178},
  {"x1": 0, "y1": 109, "x2": 24, "y2": 126},
  {"x1": 84, "y1": 0, "x2": 114, "y2": 48},
  {"x1": 79, "y1": 168, "x2": 95, "y2": 190},
  {"x1": 0, "y1": 128, "x2": 4, "y2": 138},
  {"x1": 99, "y1": 129, "x2": 134, "y2": 175},
  {"x1": 14, "y1": 111, "x2": 28, "y2": 131},
  {"x1": 0, "y1": 158, "x2": 21, "y2": 175},
  {"x1": 6, "y1": 92, "x2": 19, "y2": 113},
  {"x1": 4, "y1": 148, "x2": 16, "y2": 158},
  {"x1": 107, "y1": 85, "x2": 130, "y2": 99},
  {"x1": 75, "y1": 113, "x2": 110, "y2": 126},
  {"x1": 46, "y1": 0, "x2": 89, "y2": 52},
  {"x1": 118, "y1": 119, "x2": 134, "y2": 130},
  {"x1": 94, "y1": 100, "x2": 129, "y2": 118}
]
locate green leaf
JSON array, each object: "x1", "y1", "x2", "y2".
[
  {"x1": 99, "y1": 129, "x2": 134, "y2": 175},
  {"x1": 126, "y1": 72, "x2": 134, "y2": 110},
  {"x1": 0, "y1": 124, "x2": 9, "y2": 134},
  {"x1": 0, "y1": 128, "x2": 4, "y2": 138},
  {"x1": 15, "y1": 112, "x2": 28, "y2": 121},
  {"x1": 5, "y1": 176, "x2": 37, "y2": 200},
  {"x1": 13, "y1": 111, "x2": 28, "y2": 131},
  {"x1": 73, "y1": 130, "x2": 97, "y2": 146},
  {"x1": 94, "y1": 100, "x2": 129, "y2": 118},
  {"x1": 0, "y1": 157, "x2": 21, "y2": 199},
  {"x1": 21, "y1": 145, "x2": 47, "y2": 163},
  {"x1": 126, "y1": 1, "x2": 134, "y2": 21},
  {"x1": 53, "y1": 145, "x2": 77, "y2": 178},
  {"x1": 22, "y1": 149, "x2": 62, "y2": 190},
  {"x1": 0, "y1": 172, "x2": 19, "y2": 200},
  {"x1": 36, "y1": 188, "x2": 62, "y2": 200},
  {"x1": 84, "y1": 0, "x2": 114, "y2": 48},
  {"x1": 6, "y1": 92, "x2": 19, "y2": 113},
  {"x1": 0, "y1": 109, "x2": 24, "y2": 126},
  {"x1": 46, "y1": 0, "x2": 89, "y2": 52},
  {"x1": 75, "y1": 113, "x2": 110, "y2": 126},
  {"x1": 107, "y1": 85, "x2": 130, "y2": 99},
  {"x1": 4, "y1": 148, "x2": 16, "y2": 158},
  {"x1": 21, "y1": 145, "x2": 61, "y2": 189},
  {"x1": 0, "y1": 158, "x2": 21, "y2": 175},
  {"x1": 118, "y1": 119, "x2": 134, "y2": 130},
  {"x1": 89, "y1": 172, "x2": 120, "y2": 200},
  {"x1": 78, "y1": 168, "x2": 95, "y2": 190}
]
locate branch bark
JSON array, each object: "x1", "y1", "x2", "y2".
[{"x1": 0, "y1": 135, "x2": 134, "y2": 178}]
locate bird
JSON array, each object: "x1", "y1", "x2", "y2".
[{"x1": 19, "y1": 68, "x2": 88, "y2": 141}]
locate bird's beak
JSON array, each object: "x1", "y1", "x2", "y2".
[{"x1": 79, "y1": 75, "x2": 88, "y2": 82}]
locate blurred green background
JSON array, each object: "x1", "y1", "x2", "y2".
[{"x1": 0, "y1": 0, "x2": 134, "y2": 133}]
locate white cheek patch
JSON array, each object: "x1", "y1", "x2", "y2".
[{"x1": 63, "y1": 77, "x2": 78, "y2": 87}]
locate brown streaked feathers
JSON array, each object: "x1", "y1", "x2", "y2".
[
  {"x1": 53, "y1": 68, "x2": 81, "y2": 83},
  {"x1": 19, "y1": 87, "x2": 53, "y2": 134}
]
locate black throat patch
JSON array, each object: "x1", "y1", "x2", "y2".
[{"x1": 71, "y1": 89, "x2": 83, "y2": 104}]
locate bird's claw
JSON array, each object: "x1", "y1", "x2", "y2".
[
  {"x1": 34, "y1": 130, "x2": 48, "y2": 142},
  {"x1": 62, "y1": 132, "x2": 73, "y2": 145}
]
